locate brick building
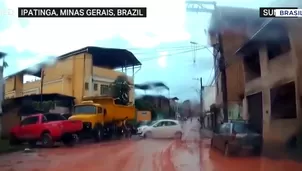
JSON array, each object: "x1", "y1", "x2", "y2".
[
  {"x1": 208, "y1": 7, "x2": 265, "y2": 120},
  {"x1": 237, "y1": 18, "x2": 302, "y2": 152}
]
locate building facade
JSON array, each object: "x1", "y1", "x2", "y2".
[
  {"x1": 237, "y1": 18, "x2": 302, "y2": 151},
  {"x1": 4, "y1": 47, "x2": 141, "y2": 104},
  {"x1": 208, "y1": 7, "x2": 265, "y2": 120}
]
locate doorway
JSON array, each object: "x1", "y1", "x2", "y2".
[{"x1": 247, "y1": 92, "x2": 263, "y2": 134}]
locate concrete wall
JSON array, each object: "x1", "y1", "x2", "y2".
[
  {"x1": 244, "y1": 20, "x2": 302, "y2": 147},
  {"x1": 203, "y1": 86, "x2": 216, "y2": 111}
]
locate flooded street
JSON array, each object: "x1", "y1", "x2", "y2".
[{"x1": 0, "y1": 118, "x2": 302, "y2": 171}]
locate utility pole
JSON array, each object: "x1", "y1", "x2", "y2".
[
  {"x1": 193, "y1": 77, "x2": 204, "y2": 115},
  {"x1": 40, "y1": 69, "x2": 45, "y2": 108},
  {"x1": 186, "y1": 1, "x2": 228, "y2": 122},
  {"x1": 0, "y1": 52, "x2": 6, "y2": 114},
  {"x1": 199, "y1": 77, "x2": 204, "y2": 113},
  {"x1": 190, "y1": 41, "x2": 198, "y2": 64}
]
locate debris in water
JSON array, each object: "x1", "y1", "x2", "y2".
[{"x1": 23, "y1": 148, "x2": 34, "y2": 153}]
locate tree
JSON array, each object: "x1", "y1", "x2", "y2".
[
  {"x1": 0, "y1": 52, "x2": 8, "y2": 68},
  {"x1": 110, "y1": 75, "x2": 131, "y2": 105}
]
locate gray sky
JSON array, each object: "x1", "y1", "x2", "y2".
[{"x1": 0, "y1": 0, "x2": 274, "y2": 101}]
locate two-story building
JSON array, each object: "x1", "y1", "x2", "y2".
[
  {"x1": 208, "y1": 7, "x2": 265, "y2": 120},
  {"x1": 236, "y1": 18, "x2": 302, "y2": 153},
  {"x1": 4, "y1": 46, "x2": 141, "y2": 106}
]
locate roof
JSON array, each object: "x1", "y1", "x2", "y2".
[
  {"x1": 208, "y1": 7, "x2": 262, "y2": 35},
  {"x1": 157, "y1": 119, "x2": 178, "y2": 122},
  {"x1": 236, "y1": 19, "x2": 287, "y2": 55},
  {"x1": 2, "y1": 93, "x2": 75, "y2": 115},
  {"x1": 6, "y1": 46, "x2": 141, "y2": 78},
  {"x1": 3, "y1": 93, "x2": 75, "y2": 102},
  {"x1": 0, "y1": 52, "x2": 6, "y2": 58},
  {"x1": 134, "y1": 82, "x2": 169, "y2": 91}
]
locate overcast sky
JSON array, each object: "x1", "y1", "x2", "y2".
[{"x1": 0, "y1": 0, "x2": 273, "y2": 101}]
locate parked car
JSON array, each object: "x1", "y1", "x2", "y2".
[
  {"x1": 137, "y1": 121, "x2": 156, "y2": 135},
  {"x1": 138, "y1": 119, "x2": 182, "y2": 139},
  {"x1": 62, "y1": 113, "x2": 72, "y2": 119},
  {"x1": 10, "y1": 113, "x2": 83, "y2": 147},
  {"x1": 211, "y1": 121, "x2": 262, "y2": 156}
]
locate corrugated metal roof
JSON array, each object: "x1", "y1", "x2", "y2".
[{"x1": 5, "y1": 46, "x2": 141, "y2": 79}]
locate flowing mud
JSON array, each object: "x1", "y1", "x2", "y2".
[{"x1": 1, "y1": 118, "x2": 302, "y2": 171}]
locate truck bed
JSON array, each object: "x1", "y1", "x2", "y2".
[{"x1": 105, "y1": 103, "x2": 135, "y2": 121}]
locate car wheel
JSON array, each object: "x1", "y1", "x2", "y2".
[
  {"x1": 145, "y1": 131, "x2": 152, "y2": 139},
  {"x1": 174, "y1": 132, "x2": 182, "y2": 139},
  {"x1": 224, "y1": 143, "x2": 230, "y2": 156},
  {"x1": 41, "y1": 133, "x2": 54, "y2": 148},
  {"x1": 93, "y1": 127, "x2": 103, "y2": 142},
  {"x1": 63, "y1": 133, "x2": 79, "y2": 147}
]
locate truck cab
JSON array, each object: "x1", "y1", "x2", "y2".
[
  {"x1": 69, "y1": 97, "x2": 136, "y2": 142},
  {"x1": 69, "y1": 101, "x2": 107, "y2": 141}
]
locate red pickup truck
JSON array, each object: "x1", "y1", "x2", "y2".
[{"x1": 10, "y1": 113, "x2": 83, "y2": 147}]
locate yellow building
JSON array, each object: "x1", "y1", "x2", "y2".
[{"x1": 4, "y1": 46, "x2": 141, "y2": 104}]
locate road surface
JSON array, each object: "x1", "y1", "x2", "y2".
[{"x1": 0, "y1": 118, "x2": 302, "y2": 171}]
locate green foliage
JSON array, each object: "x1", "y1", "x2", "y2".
[
  {"x1": 32, "y1": 101, "x2": 55, "y2": 112},
  {"x1": 135, "y1": 98, "x2": 153, "y2": 110},
  {"x1": 3, "y1": 61, "x2": 8, "y2": 68},
  {"x1": 110, "y1": 75, "x2": 131, "y2": 105}
]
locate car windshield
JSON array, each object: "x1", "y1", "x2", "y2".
[
  {"x1": 74, "y1": 105, "x2": 96, "y2": 114},
  {"x1": 148, "y1": 121, "x2": 158, "y2": 126},
  {"x1": 233, "y1": 122, "x2": 249, "y2": 133}
]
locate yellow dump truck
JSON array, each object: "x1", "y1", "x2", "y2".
[{"x1": 69, "y1": 96, "x2": 136, "y2": 141}]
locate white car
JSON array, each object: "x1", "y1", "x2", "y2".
[{"x1": 137, "y1": 119, "x2": 183, "y2": 139}]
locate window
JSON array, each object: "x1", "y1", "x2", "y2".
[
  {"x1": 45, "y1": 114, "x2": 66, "y2": 121},
  {"x1": 42, "y1": 116, "x2": 47, "y2": 123},
  {"x1": 166, "y1": 121, "x2": 177, "y2": 126},
  {"x1": 232, "y1": 123, "x2": 249, "y2": 134},
  {"x1": 74, "y1": 105, "x2": 96, "y2": 114},
  {"x1": 21, "y1": 116, "x2": 39, "y2": 125},
  {"x1": 154, "y1": 121, "x2": 168, "y2": 127},
  {"x1": 100, "y1": 85, "x2": 110, "y2": 95},
  {"x1": 85, "y1": 82, "x2": 89, "y2": 90},
  {"x1": 94, "y1": 83, "x2": 98, "y2": 91},
  {"x1": 219, "y1": 123, "x2": 231, "y2": 134},
  {"x1": 266, "y1": 25, "x2": 291, "y2": 60},
  {"x1": 98, "y1": 107, "x2": 103, "y2": 113}
]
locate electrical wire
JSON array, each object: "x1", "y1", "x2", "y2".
[
  {"x1": 127, "y1": 45, "x2": 207, "y2": 51},
  {"x1": 139, "y1": 47, "x2": 208, "y2": 62}
]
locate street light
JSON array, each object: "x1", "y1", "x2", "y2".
[{"x1": 186, "y1": 1, "x2": 228, "y2": 122}]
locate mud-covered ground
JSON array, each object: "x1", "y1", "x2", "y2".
[{"x1": 0, "y1": 118, "x2": 302, "y2": 171}]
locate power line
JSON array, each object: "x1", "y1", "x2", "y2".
[
  {"x1": 127, "y1": 45, "x2": 207, "y2": 52},
  {"x1": 139, "y1": 47, "x2": 208, "y2": 62}
]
